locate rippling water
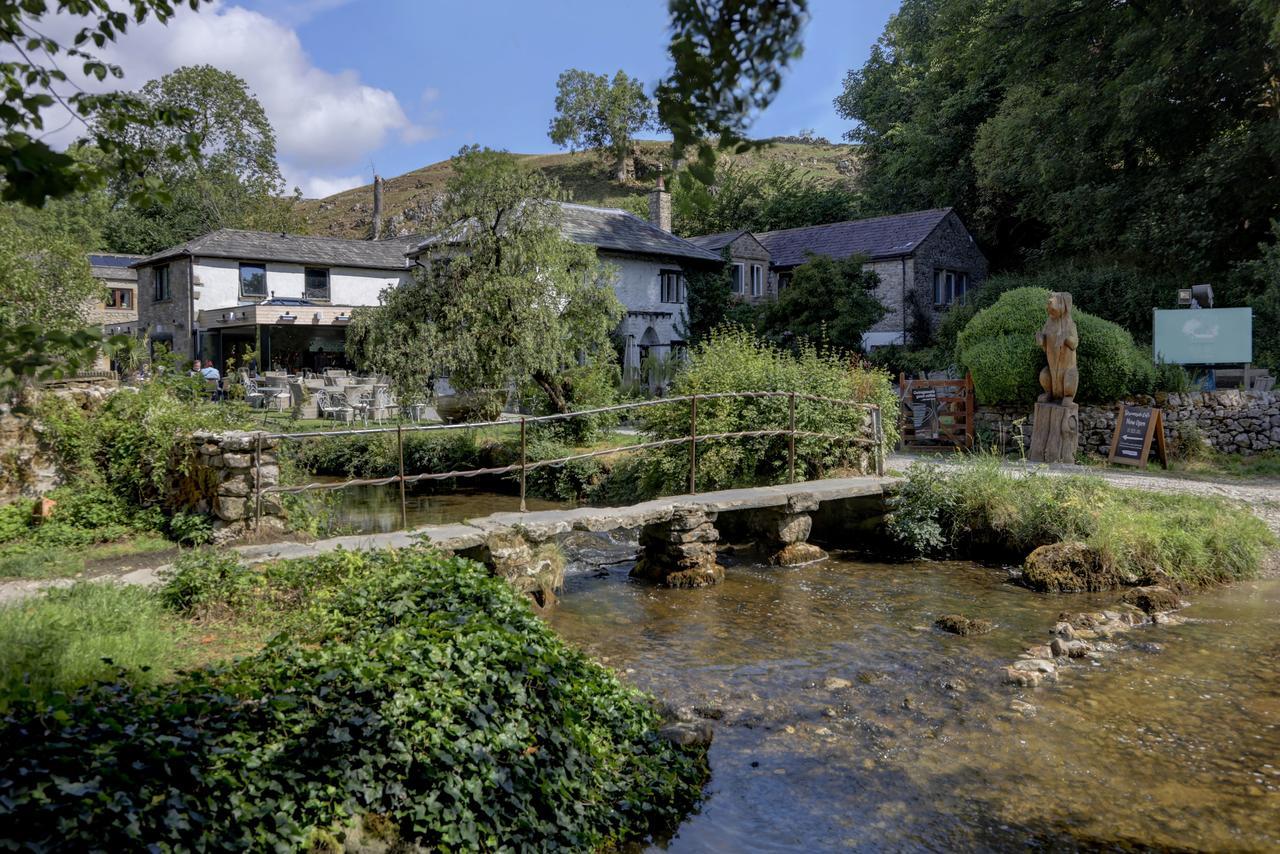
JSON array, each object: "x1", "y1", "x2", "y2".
[{"x1": 546, "y1": 536, "x2": 1280, "y2": 852}]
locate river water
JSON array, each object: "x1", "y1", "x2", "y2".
[{"x1": 545, "y1": 536, "x2": 1280, "y2": 852}]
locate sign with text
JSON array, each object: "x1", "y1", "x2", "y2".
[
  {"x1": 1107, "y1": 405, "x2": 1168, "y2": 468},
  {"x1": 1153, "y1": 307, "x2": 1252, "y2": 365}
]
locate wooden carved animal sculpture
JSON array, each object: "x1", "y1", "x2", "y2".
[{"x1": 1036, "y1": 291, "x2": 1079, "y2": 404}]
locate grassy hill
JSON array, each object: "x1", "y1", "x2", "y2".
[{"x1": 296, "y1": 139, "x2": 859, "y2": 239}]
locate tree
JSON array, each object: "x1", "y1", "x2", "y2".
[
  {"x1": 548, "y1": 69, "x2": 656, "y2": 183},
  {"x1": 348, "y1": 147, "x2": 624, "y2": 413},
  {"x1": 671, "y1": 161, "x2": 860, "y2": 236},
  {"x1": 656, "y1": 0, "x2": 809, "y2": 184},
  {"x1": 836, "y1": 0, "x2": 1280, "y2": 277},
  {"x1": 757, "y1": 254, "x2": 884, "y2": 353},
  {"x1": 0, "y1": 0, "x2": 207, "y2": 207},
  {"x1": 96, "y1": 65, "x2": 298, "y2": 253}
]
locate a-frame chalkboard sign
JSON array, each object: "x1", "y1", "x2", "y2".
[{"x1": 1107, "y1": 404, "x2": 1168, "y2": 468}]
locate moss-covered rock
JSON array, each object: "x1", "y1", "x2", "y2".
[
  {"x1": 934, "y1": 614, "x2": 993, "y2": 635},
  {"x1": 1122, "y1": 585, "x2": 1183, "y2": 614},
  {"x1": 1022, "y1": 541, "x2": 1118, "y2": 592}
]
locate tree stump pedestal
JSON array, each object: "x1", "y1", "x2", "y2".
[{"x1": 1028, "y1": 400, "x2": 1079, "y2": 464}]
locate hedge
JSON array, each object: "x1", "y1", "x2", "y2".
[
  {"x1": 957, "y1": 287, "x2": 1156, "y2": 405},
  {"x1": 0, "y1": 548, "x2": 706, "y2": 850}
]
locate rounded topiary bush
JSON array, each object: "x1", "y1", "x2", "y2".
[{"x1": 956, "y1": 287, "x2": 1155, "y2": 405}]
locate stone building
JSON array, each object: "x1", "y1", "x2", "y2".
[
  {"x1": 686, "y1": 230, "x2": 774, "y2": 304},
  {"x1": 691, "y1": 208, "x2": 988, "y2": 349},
  {"x1": 86, "y1": 253, "x2": 143, "y2": 336},
  {"x1": 132, "y1": 231, "x2": 418, "y2": 371}
]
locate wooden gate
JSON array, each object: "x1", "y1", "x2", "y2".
[{"x1": 898, "y1": 374, "x2": 975, "y2": 450}]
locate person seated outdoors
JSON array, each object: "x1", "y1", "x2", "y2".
[{"x1": 200, "y1": 359, "x2": 222, "y2": 400}]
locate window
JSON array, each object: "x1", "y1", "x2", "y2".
[
  {"x1": 933, "y1": 268, "x2": 970, "y2": 306},
  {"x1": 152, "y1": 265, "x2": 170, "y2": 302},
  {"x1": 730, "y1": 263, "x2": 744, "y2": 295},
  {"x1": 660, "y1": 269, "x2": 686, "y2": 304},
  {"x1": 239, "y1": 262, "x2": 267, "y2": 298},
  {"x1": 777, "y1": 272, "x2": 793, "y2": 291},
  {"x1": 304, "y1": 267, "x2": 330, "y2": 301},
  {"x1": 106, "y1": 288, "x2": 133, "y2": 309},
  {"x1": 750, "y1": 264, "x2": 763, "y2": 297}
]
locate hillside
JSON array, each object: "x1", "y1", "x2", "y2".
[{"x1": 296, "y1": 139, "x2": 859, "y2": 239}]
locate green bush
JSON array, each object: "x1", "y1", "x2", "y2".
[
  {"x1": 957, "y1": 287, "x2": 1156, "y2": 404},
  {"x1": 0, "y1": 583, "x2": 183, "y2": 708},
  {"x1": 3, "y1": 548, "x2": 706, "y2": 850},
  {"x1": 521, "y1": 437, "x2": 603, "y2": 502},
  {"x1": 887, "y1": 459, "x2": 1275, "y2": 586},
  {"x1": 0, "y1": 499, "x2": 33, "y2": 544},
  {"x1": 627, "y1": 327, "x2": 899, "y2": 496},
  {"x1": 523, "y1": 359, "x2": 621, "y2": 445}
]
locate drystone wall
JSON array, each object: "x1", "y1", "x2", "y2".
[
  {"x1": 974, "y1": 390, "x2": 1280, "y2": 456},
  {"x1": 174, "y1": 431, "x2": 286, "y2": 542},
  {"x1": 0, "y1": 385, "x2": 117, "y2": 504}
]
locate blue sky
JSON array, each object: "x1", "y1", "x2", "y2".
[{"x1": 61, "y1": 0, "x2": 899, "y2": 196}]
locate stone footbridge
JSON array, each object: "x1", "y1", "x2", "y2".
[{"x1": 239, "y1": 475, "x2": 899, "y2": 602}]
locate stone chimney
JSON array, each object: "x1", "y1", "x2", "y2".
[
  {"x1": 371, "y1": 174, "x2": 384, "y2": 240},
  {"x1": 648, "y1": 175, "x2": 671, "y2": 233}
]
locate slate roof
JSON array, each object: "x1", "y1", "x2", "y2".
[
  {"x1": 409, "y1": 202, "x2": 721, "y2": 263},
  {"x1": 89, "y1": 252, "x2": 142, "y2": 281},
  {"x1": 755, "y1": 208, "x2": 953, "y2": 268},
  {"x1": 132, "y1": 229, "x2": 419, "y2": 271},
  {"x1": 685, "y1": 230, "x2": 746, "y2": 251}
]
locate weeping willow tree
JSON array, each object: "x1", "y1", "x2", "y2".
[{"x1": 347, "y1": 146, "x2": 623, "y2": 411}]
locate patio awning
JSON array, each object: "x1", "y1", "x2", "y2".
[{"x1": 197, "y1": 304, "x2": 357, "y2": 329}]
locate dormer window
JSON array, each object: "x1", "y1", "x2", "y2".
[{"x1": 240, "y1": 262, "x2": 267, "y2": 298}]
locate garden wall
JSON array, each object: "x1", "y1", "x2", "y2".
[
  {"x1": 173, "y1": 431, "x2": 286, "y2": 541},
  {"x1": 0, "y1": 386, "x2": 116, "y2": 505},
  {"x1": 975, "y1": 390, "x2": 1280, "y2": 456}
]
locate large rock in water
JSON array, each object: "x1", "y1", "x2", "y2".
[
  {"x1": 934, "y1": 614, "x2": 993, "y2": 636},
  {"x1": 1022, "y1": 541, "x2": 1118, "y2": 592},
  {"x1": 1122, "y1": 585, "x2": 1182, "y2": 614}
]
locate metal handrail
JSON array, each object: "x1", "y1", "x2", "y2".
[{"x1": 253, "y1": 390, "x2": 886, "y2": 525}]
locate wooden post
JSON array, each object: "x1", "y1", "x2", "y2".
[
  {"x1": 689, "y1": 394, "x2": 698, "y2": 495},
  {"x1": 788, "y1": 391, "x2": 796, "y2": 483},
  {"x1": 254, "y1": 432, "x2": 262, "y2": 529},
  {"x1": 873, "y1": 406, "x2": 885, "y2": 477},
  {"x1": 396, "y1": 421, "x2": 407, "y2": 530},
  {"x1": 519, "y1": 416, "x2": 527, "y2": 512}
]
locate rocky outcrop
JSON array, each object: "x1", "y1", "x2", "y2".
[{"x1": 631, "y1": 506, "x2": 724, "y2": 588}]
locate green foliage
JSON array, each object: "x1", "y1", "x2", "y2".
[
  {"x1": 633, "y1": 327, "x2": 898, "y2": 494},
  {"x1": 837, "y1": 0, "x2": 1280, "y2": 276},
  {"x1": 671, "y1": 161, "x2": 861, "y2": 236},
  {"x1": 524, "y1": 359, "x2": 621, "y2": 444},
  {"x1": 166, "y1": 511, "x2": 212, "y2": 546},
  {"x1": 1235, "y1": 223, "x2": 1280, "y2": 373},
  {"x1": 0, "y1": 500, "x2": 33, "y2": 543},
  {"x1": 349, "y1": 147, "x2": 624, "y2": 413},
  {"x1": 681, "y1": 251, "x2": 738, "y2": 343},
  {"x1": 657, "y1": 0, "x2": 809, "y2": 183},
  {"x1": 957, "y1": 287, "x2": 1155, "y2": 404},
  {"x1": 887, "y1": 459, "x2": 1276, "y2": 586},
  {"x1": 757, "y1": 253, "x2": 886, "y2": 353},
  {"x1": 548, "y1": 69, "x2": 656, "y2": 182},
  {"x1": 521, "y1": 438, "x2": 605, "y2": 502},
  {"x1": 0, "y1": 584, "x2": 182, "y2": 709},
  {"x1": 4, "y1": 548, "x2": 707, "y2": 850}
]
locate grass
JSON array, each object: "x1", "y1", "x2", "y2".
[
  {"x1": 889, "y1": 456, "x2": 1277, "y2": 587},
  {"x1": 0, "y1": 534, "x2": 174, "y2": 580},
  {"x1": 0, "y1": 583, "x2": 188, "y2": 709}
]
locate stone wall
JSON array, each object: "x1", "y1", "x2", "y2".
[
  {"x1": 174, "y1": 431, "x2": 286, "y2": 541},
  {"x1": 0, "y1": 386, "x2": 117, "y2": 505},
  {"x1": 974, "y1": 390, "x2": 1280, "y2": 457}
]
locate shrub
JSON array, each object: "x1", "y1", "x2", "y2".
[
  {"x1": 521, "y1": 437, "x2": 603, "y2": 502},
  {"x1": 0, "y1": 499, "x2": 33, "y2": 544},
  {"x1": 0, "y1": 583, "x2": 182, "y2": 708},
  {"x1": 3, "y1": 548, "x2": 707, "y2": 850},
  {"x1": 957, "y1": 287, "x2": 1156, "y2": 405},
  {"x1": 523, "y1": 359, "x2": 621, "y2": 445}
]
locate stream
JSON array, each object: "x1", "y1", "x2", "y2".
[{"x1": 546, "y1": 534, "x2": 1280, "y2": 852}]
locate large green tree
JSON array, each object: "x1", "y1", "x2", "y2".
[
  {"x1": 548, "y1": 69, "x2": 656, "y2": 183},
  {"x1": 348, "y1": 147, "x2": 623, "y2": 412},
  {"x1": 757, "y1": 254, "x2": 884, "y2": 353},
  {"x1": 671, "y1": 161, "x2": 860, "y2": 236},
  {"x1": 96, "y1": 65, "x2": 298, "y2": 253},
  {"x1": 836, "y1": 0, "x2": 1280, "y2": 278}
]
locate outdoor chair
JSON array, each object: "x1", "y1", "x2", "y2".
[
  {"x1": 254, "y1": 378, "x2": 289, "y2": 411},
  {"x1": 365, "y1": 385, "x2": 394, "y2": 424},
  {"x1": 316, "y1": 391, "x2": 354, "y2": 423}
]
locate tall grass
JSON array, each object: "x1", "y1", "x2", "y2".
[
  {"x1": 888, "y1": 457, "x2": 1276, "y2": 587},
  {"x1": 0, "y1": 584, "x2": 184, "y2": 708}
]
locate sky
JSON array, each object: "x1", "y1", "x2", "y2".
[{"x1": 44, "y1": 0, "x2": 900, "y2": 198}]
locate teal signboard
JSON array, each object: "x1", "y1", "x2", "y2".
[{"x1": 1153, "y1": 308, "x2": 1253, "y2": 365}]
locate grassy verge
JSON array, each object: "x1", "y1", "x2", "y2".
[
  {"x1": 0, "y1": 547, "x2": 707, "y2": 850},
  {"x1": 887, "y1": 457, "x2": 1276, "y2": 588},
  {"x1": 0, "y1": 534, "x2": 174, "y2": 580}
]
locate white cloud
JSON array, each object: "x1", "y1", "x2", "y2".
[
  {"x1": 39, "y1": 1, "x2": 432, "y2": 196},
  {"x1": 291, "y1": 170, "x2": 364, "y2": 199}
]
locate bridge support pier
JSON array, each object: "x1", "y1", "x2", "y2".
[
  {"x1": 755, "y1": 496, "x2": 826, "y2": 566},
  {"x1": 631, "y1": 506, "x2": 723, "y2": 588},
  {"x1": 459, "y1": 531, "x2": 565, "y2": 610}
]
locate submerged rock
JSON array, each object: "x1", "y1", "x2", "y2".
[
  {"x1": 1122, "y1": 585, "x2": 1182, "y2": 614},
  {"x1": 822, "y1": 677, "x2": 853, "y2": 692},
  {"x1": 935, "y1": 614, "x2": 994, "y2": 636},
  {"x1": 658, "y1": 720, "x2": 714, "y2": 748}
]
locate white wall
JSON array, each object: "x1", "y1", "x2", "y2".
[
  {"x1": 602, "y1": 252, "x2": 691, "y2": 380},
  {"x1": 191, "y1": 257, "x2": 407, "y2": 312}
]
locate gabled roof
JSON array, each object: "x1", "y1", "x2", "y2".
[
  {"x1": 756, "y1": 208, "x2": 954, "y2": 268},
  {"x1": 685, "y1": 230, "x2": 747, "y2": 252},
  {"x1": 132, "y1": 229, "x2": 420, "y2": 271},
  {"x1": 408, "y1": 201, "x2": 721, "y2": 263}
]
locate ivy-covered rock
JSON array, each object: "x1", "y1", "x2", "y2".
[{"x1": 0, "y1": 548, "x2": 707, "y2": 850}]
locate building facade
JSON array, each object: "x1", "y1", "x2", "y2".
[
  {"x1": 133, "y1": 230, "x2": 416, "y2": 371},
  {"x1": 686, "y1": 230, "x2": 774, "y2": 304}
]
